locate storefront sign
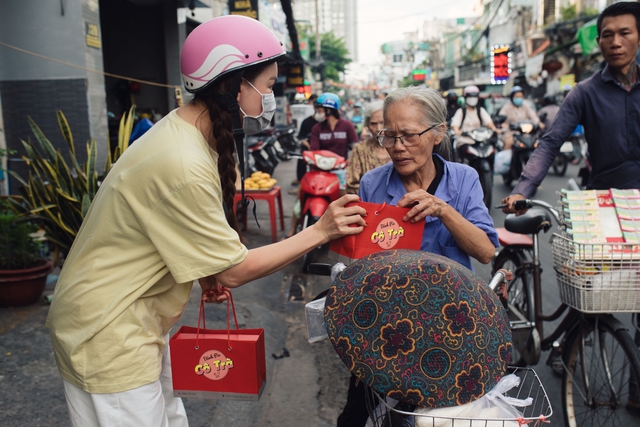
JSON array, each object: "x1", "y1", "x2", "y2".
[
  {"x1": 85, "y1": 22, "x2": 101, "y2": 49},
  {"x1": 229, "y1": 0, "x2": 258, "y2": 19},
  {"x1": 286, "y1": 61, "x2": 305, "y2": 87},
  {"x1": 491, "y1": 45, "x2": 511, "y2": 84}
]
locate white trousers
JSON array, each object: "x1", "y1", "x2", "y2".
[{"x1": 62, "y1": 335, "x2": 188, "y2": 427}]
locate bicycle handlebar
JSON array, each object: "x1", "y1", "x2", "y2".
[{"x1": 496, "y1": 199, "x2": 564, "y2": 226}]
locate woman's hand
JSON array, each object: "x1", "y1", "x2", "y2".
[
  {"x1": 314, "y1": 194, "x2": 367, "y2": 241},
  {"x1": 198, "y1": 275, "x2": 229, "y2": 303},
  {"x1": 397, "y1": 190, "x2": 450, "y2": 223}
]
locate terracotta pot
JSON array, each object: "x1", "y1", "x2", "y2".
[{"x1": 0, "y1": 260, "x2": 54, "y2": 307}]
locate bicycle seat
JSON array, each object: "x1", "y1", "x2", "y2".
[
  {"x1": 504, "y1": 207, "x2": 551, "y2": 235},
  {"x1": 496, "y1": 227, "x2": 533, "y2": 247}
]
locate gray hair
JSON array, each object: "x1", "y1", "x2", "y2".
[
  {"x1": 383, "y1": 87, "x2": 452, "y2": 161},
  {"x1": 364, "y1": 100, "x2": 384, "y2": 127}
]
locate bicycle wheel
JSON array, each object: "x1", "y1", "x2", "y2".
[
  {"x1": 492, "y1": 249, "x2": 537, "y2": 366},
  {"x1": 562, "y1": 317, "x2": 640, "y2": 427}
]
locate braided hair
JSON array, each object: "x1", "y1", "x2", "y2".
[{"x1": 192, "y1": 62, "x2": 274, "y2": 235}]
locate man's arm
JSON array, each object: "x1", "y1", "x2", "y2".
[
  {"x1": 309, "y1": 123, "x2": 321, "y2": 151},
  {"x1": 510, "y1": 87, "x2": 585, "y2": 199}
]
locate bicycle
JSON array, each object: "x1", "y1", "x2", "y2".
[{"x1": 492, "y1": 197, "x2": 640, "y2": 427}]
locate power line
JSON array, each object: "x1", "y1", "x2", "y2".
[{"x1": 0, "y1": 41, "x2": 179, "y2": 89}]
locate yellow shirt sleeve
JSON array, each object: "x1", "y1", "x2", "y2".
[{"x1": 145, "y1": 180, "x2": 248, "y2": 284}]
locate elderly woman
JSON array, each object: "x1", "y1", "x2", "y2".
[
  {"x1": 360, "y1": 86, "x2": 498, "y2": 269},
  {"x1": 337, "y1": 86, "x2": 499, "y2": 427},
  {"x1": 345, "y1": 100, "x2": 391, "y2": 195}
]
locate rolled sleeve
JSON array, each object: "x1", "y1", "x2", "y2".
[{"x1": 513, "y1": 88, "x2": 584, "y2": 197}]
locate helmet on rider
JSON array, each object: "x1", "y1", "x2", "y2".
[
  {"x1": 510, "y1": 86, "x2": 524, "y2": 100},
  {"x1": 446, "y1": 91, "x2": 458, "y2": 104},
  {"x1": 463, "y1": 85, "x2": 480, "y2": 97},
  {"x1": 318, "y1": 93, "x2": 341, "y2": 111},
  {"x1": 180, "y1": 15, "x2": 285, "y2": 93}
]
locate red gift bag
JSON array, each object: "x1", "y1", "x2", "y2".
[
  {"x1": 328, "y1": 201, "x2": 424, "y2": 264},
  {"x1": 169, "y1": 291, "x2": 266, "y2": 401}
]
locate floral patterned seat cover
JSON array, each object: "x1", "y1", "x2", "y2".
[{"x1": 324, "y1": 249, "x2": 512, "y2": 408}]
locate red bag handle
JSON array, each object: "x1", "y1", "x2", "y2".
[
  {"x1": 195, "y1": 288, "x2": 239, "y2": 351},
  {"x1": 374, "y1": 202, "x2": 387, "y2": 216}
]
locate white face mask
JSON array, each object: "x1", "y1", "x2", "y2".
[
  {"x1": 314, "y1": 111, "x2": 326, "y2": 122},
  {"x1": 240, "y1": 80, "x2": 276, "y2": 135},
  {"x1": 466, "y1": 97, "x2": 478, "y2": 107}
]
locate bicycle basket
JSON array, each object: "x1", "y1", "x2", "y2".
[
  {"x1": 551, "y1": 233, "x2": 640, "y2": 313},
  {"x1": 365, "y1": 368, "x2": 552, "y2": 427}
]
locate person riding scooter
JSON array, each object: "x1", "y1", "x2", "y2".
[
  {"x1": 499, "y1": 86, "x2": 542, "y2": 149},
  {"x1": 309, "y1": 93, "x2": 359, "y2": 159},
  {"x1": 451, "y1": 85, "x2": 498, "y2": 158}
]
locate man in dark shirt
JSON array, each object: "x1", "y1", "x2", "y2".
[
  {"x1": 292, "y1": 94, "x2": 319, "y2": 187},
  {"x1": 502, "y1": 3, "x2": 640, "y2": 411},
  {"x1": 502, "y1": 1, "x2": 640, "y2": 207}
]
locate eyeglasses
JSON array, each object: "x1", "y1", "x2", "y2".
[{"x1": 376, "y1": 124, "x2": 437, "y2": 148}]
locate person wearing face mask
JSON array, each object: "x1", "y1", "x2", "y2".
[
  {"x1": 345, "y1": 100, "x2": 391, "y2": 195},
  {"x1": 445, "y1": 91, "x2": 460, "y2": 123},
  {"x1": 47, "y1": 16, "x2": 367, "y2": 427},
  {"x1": 498, "y1": 86, "x2": 541, "y2": 149},
  {"x1": 290, "y1": 94, "x2": 319, "y2": 190},
  {"x1": 450, "y1": 85, "x2": 497, "y2": 157},
  {"x1": 309, "y1": 93, "x2": 360, "y2": 159}
]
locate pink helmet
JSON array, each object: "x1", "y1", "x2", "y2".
[
  {"x1": 463, "y1": 85, "x2": 480, "y2": 96},
  {"x1": 180, "y1": 15, "x2": 286, "y2": 93}
]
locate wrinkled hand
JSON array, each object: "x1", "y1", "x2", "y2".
[
  {"x1": 397, "y1": 190, "x2": 449, "y2": 223},
  {"x1": 315, "y1": 194, "x2": 367, "y2": 241},
  {"x1": 501, "y1": 194, "x2": 527, "y2": 215},
  {"x1": 198, "y1": 275, "x2": 229, "y2": 304}
]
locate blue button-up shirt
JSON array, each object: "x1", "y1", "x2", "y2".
[
  {"x1": 359, "y1": 155, "x2": 499, "y2": 271},
  {"x1": 514, "y1": 63, "x2": 640, "y2": 197}
]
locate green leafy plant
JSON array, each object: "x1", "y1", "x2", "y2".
[
  {"x1": 0, "y1": 199, "x2": 42, "y2": 270},
  {"x1": 8, "y1": 107, "x2": 136, "y2": 256}
]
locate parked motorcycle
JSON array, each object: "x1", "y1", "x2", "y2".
[
  {"x1": 297, "y1": 150, "x2": 347, "y2": 272},
  {"x1": 502, "y1": 120, "x2": 540, "y2": 187},
  {"x1": 246, "y1": 131, "x2": 280, "y2": 176},
  {"x1": 457, "y1": 127, "x2": 497, "y2": 209},
  {"x1": 274, "y1": 123, "x2": 300, "y2": 157}
]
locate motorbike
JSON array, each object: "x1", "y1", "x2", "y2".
[
  {"x1": 246, "y1": 131, "x2": 280, "y2": 176},
  {"x1": 502, "y1": 120, "x2": 540, "y2": 187},
  {"x1": 297, "y1": 150, "x2": 347, "y2": 272},
  {"x1": 273, "y1": 123, "x2": 300, "y2": 157},
  {"x1": 456, "y1": 127, "x2": 497, "y2": 209}
]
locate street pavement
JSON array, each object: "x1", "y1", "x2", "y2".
[{"x1": 1, "y1": 153, "x2": 629, "y2": 426}]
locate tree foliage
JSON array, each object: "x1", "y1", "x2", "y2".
[{"x1": 309, "y1": 32, "x2": 352, "y2": 82}]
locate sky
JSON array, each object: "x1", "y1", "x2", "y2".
[{"x1": 356, "y1": 0, "x2": 481, "y2": 65}]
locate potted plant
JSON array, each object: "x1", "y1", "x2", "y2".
[{"x1": 0, "y1": 199, "x2": 53, "y2": 306}]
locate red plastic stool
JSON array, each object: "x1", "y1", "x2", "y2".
[{"x1": 234, "y1": 186, "x2": 284, "y2": 243}]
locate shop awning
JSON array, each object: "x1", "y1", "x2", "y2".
[{"x1": 577, "y1": 18, "x2": 599, "y2": 56}]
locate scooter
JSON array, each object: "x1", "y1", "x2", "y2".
[
  {"x1": 457, "y1": 127, "x2": 497, "y2": 209},
  {"x1": 274, "y1": 123, "x2": 299, "y2": 156},
  {"x1": 297, "y1": 150, "x2": 347, "y2": 272},
  {"x1": 246, "y1": 133, "x2": 279, "y2": 176},
  {"x1": 502, "y1": 120, "x2": 540, "y2": 187}
]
